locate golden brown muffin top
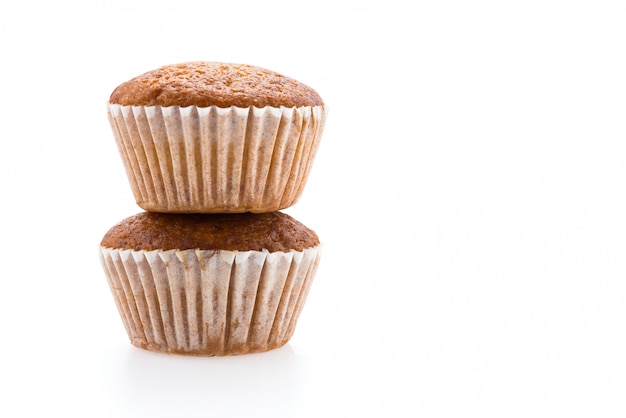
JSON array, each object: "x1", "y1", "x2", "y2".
[
  {"x1": 109, "y1": 61, "x2": 324, "y2": 108},
  {"x1": 101, "y1": 211, "x2": 319, "y2": 252}
]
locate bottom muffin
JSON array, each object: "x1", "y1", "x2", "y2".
[{"x1": 99, "y1": 211, "x2": 321, "y2": 356}]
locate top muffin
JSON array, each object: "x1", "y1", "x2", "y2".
[{"x1": 109, "y1": 61, "x2": 324, "y2": 108}]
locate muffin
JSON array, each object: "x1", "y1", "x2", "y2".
[
  {"x1": 99, "y1": 211, "x2": 321, "y2": 356},
  {"x1": 107, "y1": 61, "x2": 327, "y2": 213}
]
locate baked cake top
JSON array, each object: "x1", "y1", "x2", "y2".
[
  {"x1": 109, "y1": 61, "x2": 324, "y2": 108},
  {"x1": 101, "y1": 211, "x2": 319, "y2": 252}
]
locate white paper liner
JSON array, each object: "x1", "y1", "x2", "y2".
[
  {"x1": 107, "y1": 104, "x2": 327, "y2": 213},
  {"x1": 99, "y1": 246, "x2": 321, "y2": 355}
]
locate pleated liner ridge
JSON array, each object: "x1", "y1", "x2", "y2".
[
  {"x1": 99, "y1": 246, "x2": 321, "y2": 355},
  {"x1": 107, "y1": 104, "x2": 327, "y2": 213}
]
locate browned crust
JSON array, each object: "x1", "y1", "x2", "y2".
[
  {"x1": 100, "y1": 211, "x2": 319, "y2": 252},
  {"x1": 109, "y1": 61, "x2": 324, "y2": 108}
]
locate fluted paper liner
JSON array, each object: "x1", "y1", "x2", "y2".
[
  {"x1": 99, "y1": 246, "x2": 321, "y2": 355},
  {"x1": 107, "y1": 104, "x2": 327, "y2": 213}
]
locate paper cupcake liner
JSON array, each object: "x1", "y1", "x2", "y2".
[
  {"x1": 107, "y1": 104, "x2": 327, "y2": 213},
  {"x1": 99, "y1": 246, "x2": 321, "y2": 355}
]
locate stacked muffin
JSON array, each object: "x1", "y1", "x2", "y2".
[{"x1": 99, "y1": 62, "x2": 327, "y2": 355}]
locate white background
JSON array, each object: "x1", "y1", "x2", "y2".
[{"x1": 1, "y1": 0, "x2": 626, "y2": 416}]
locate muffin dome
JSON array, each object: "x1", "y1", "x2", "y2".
[
  {"x1": 101, "y1": 211, "x2": 320, "y2": 252},
  {"x1": 109, "y1": 61, "x2": 324, "y2": 108}
]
